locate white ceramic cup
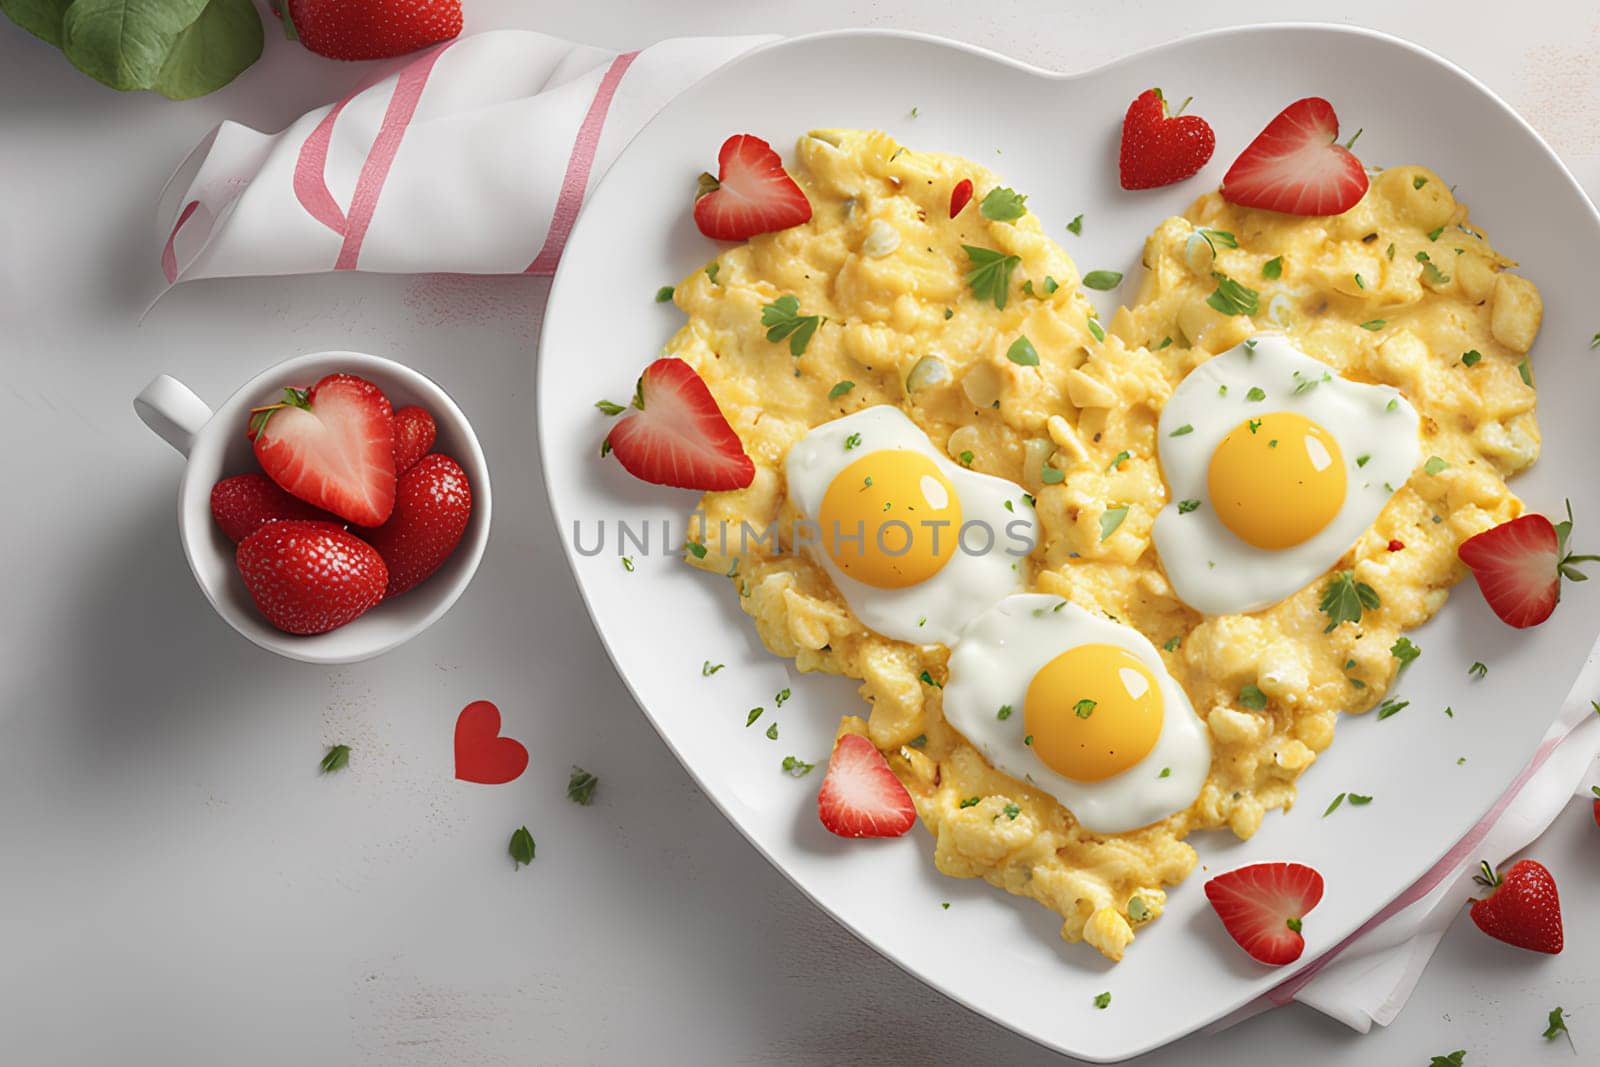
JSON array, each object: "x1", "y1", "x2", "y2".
[{"x1": 134, "y1": 350, "x2": 491, "y2": 664}]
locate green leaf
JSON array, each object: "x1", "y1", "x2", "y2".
[
  {"x1": 1093, "y1": 991, "x2": 1112, "y2": 1009},
  {"x1": 979, "y1": 186, "x2": 1028, "y2": 221},
  {"x1": 963, "y1": 245, "x2": 1020, "y2": 309},
  {"x1": 1262, "y1": 256, "x2": 1283, "y2": 280},
  {"x1": 701, "y1": 660, "x2": 724, "y2": 676},
  {"x1": 1323, "y1": 793, "x2": 1346, "y2": 817},
  {"x1": 655, "y1": 286, "x2": 675, "y2": 303},
  {"x1": 1206, "y1": 272, "x2": 1259, "y2": 316},
  {"x1": 594, "y1": 399, "x2": 626, "y2": 416},
  {"x1": 1543, "y1": 1006, "x2": 1570, "y2": 1043},
  {"x1": 1177, "y1": 499, "x2": 1199, "y2": 514},
  {"x1": 1469, "y1": 661, "x2": 1487, "y2": 679},
  {"x1": 1006, "y1": 335, "x2": 1040, "y2": 366},
  {"x1": 1518, "y1": 358, "x2": 1532, "y2": 386},
  {"x1": 2, "y1": 0, "x2": 72, "y2": 46},
  {"x1": 319, "y1": 744, "x2": 350, "y2": 774},
  {"x1": 1460, "y1": 350, "x2": 1481, "y2": 366},
  {"x1": 1086, "y1": 317, "x2": 1105, "y2": 342},
  {"x1": 1377, "y1": 698, "x2": 1409, "y2": 720},
  {"x1": 1082, "y1": 270, "x2": 1123, "y2": 291},
  {"x1": 566, "y1": 766, "x2": 598, "y2": 805},
  {"x1": 1169, "y1": 423, "x2": 1194, "y2": 437},
  {"x1": 960, "y1": 796, "x2": 981, "y2": 808},
  {"x1": 1424, "y1": 456, "x2": 1449, "y2": 476},
  {"x1": 775, "y1": 688, "x2": 791, "y2": 707},
  {"x1": 1099, "y1": 505, "x2": 1128, "y2": 541},
  {"x1": 1359, "y1": 319, "x2": 1387, "y2": 331},
  {"x1": 684, "y1": 540, "x2": 707, "y2": 559},
  {"x1": 828, "y1": 380, "x2": 855, "y2": 400},
  {"x1": 1246, "y1": 386, "x2": 1267, "y2": 402},
  {"x1": 1319, "y1": 570, "x2": 1380, "y2": 632},
  {"x1": 57, "y1": 0, "x2": 260, "y2": 99},
  {"x1": 1390, "y1": 636, "x2": 1421, "y2": 667},
  {"x1": 761, "y1": 295, "x2": 824, "y2": 356},
  {"x1": 781, "y1": 755, "x2": 814, "y2": 777},
  {"x1": 745, "y1": 707, "x2": 762, "y2": 727},
  {"x1": 509, "y1": 826, "x2": 536, "y2": 868},
  {"x1": 1074, "y1": 698, "x2": 1096, "y2": 718},
  {"x1": 1066, "y1": 214, "x2": 1084, "y2": 235},
  {"x1": 1238, "y1": 684, "x2": 1267, "y2": 710},
  {"x1": 1108, "y1": 450, "x2": 1131, "y2": 470},
  {"x1": 150, "y1": 0, "x2": 263, "y2": 100},
  {"x1": 1163, "y1": 636, "x2": 1181, "y2": 652},
  {"x1": 1347, "y1": 793, "x2": 1373, "y2": 805},
  {"x1": 765, "y1": 722, "x2": 778, "y2": 740},
  {"x1": 1197, "y1": 228, "x2": 1237, "y2": 249},
  {"x1": 996, "y1": 704, "x2": 1012, "y2": 720},
  {"x1": 1428, "y1": 1052, "x2": 1465, "y2": 1067},
  {"x1": 1421, "y1": 260, "x2": 1451, "y2": 286}
]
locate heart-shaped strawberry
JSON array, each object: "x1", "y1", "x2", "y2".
[
  {"x1": 250, "y1": 373, "x2": 397, "y2": 527},
  {"x1": 1119, "y1": 88, "x2": 1215, "y2": 190},
  {"x1": 454, "y1": 700, "x2": 528, "y2": 785},
  {"x1": 1220, "y1": 98, "x2": 1369, "y2": 216}
]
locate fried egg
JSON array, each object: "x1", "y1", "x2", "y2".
[
  {"x1": 785, "y1": 406, "x2": 1037, "y2": 645},
  {"x1": 943, "y1": 594, "x2": 1210, "y2": 833},
  {"x1": 1153, "y1": 333, "x2": 1421, "y2": 615}
]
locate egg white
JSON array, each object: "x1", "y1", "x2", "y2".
[
  {"x1": 943, "y1": 594, "x2": 1212, "y2": 834},
  {"x1": 1153, "y1": 333, "x2": 1421, "y2": 615},
  {"x1": 785, "y1": 406, "x2": 1036, "y2": 646}
]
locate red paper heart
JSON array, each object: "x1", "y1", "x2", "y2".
[{"x1": 454, "y1": 700, "x2": 528, "y2": 784}]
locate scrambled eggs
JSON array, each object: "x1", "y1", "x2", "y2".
[{"x1": 665, "y1": 129, "x2": 1542, "y2": 961}]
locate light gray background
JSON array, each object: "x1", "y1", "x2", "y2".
[{"x1": 3, "y1": 2, "x2": 1598, "y2": 1064}]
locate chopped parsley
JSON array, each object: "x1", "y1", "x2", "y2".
[
  {"x1": 998, "y1": 803, "x2": 1021, "y2": 821},
  {"x1": 319, "y1": 744, "x2": 351, "y2": 774},
  {"x1": 1377, "y1": 698, "x2": 1409, "y2": 721},
  {"x1": 781, "y1": 755, "x2": 815, "y2": 777},
  {"x1": 1414, "y1": 175, "x2": 1429, "y2": 189},
  {"x1": 1041, "y1": 466, "x2": 1065, "y2": 484},
  {"x1": 1246, "y1": 386, "x2": 1267, "y2": 402},
  {"x1": 1086, "y1": 317, "x2": 1106, "y2": 342},
  {"x1": 980, "y1": 186, "x2": 1029, "y2": 221},
  {"x1": 775, "y1": 688, "x2": 791, "y2": 707},
  {"x1": 1320, "y1": 570, "x2": 1380, "y2": 632},
  {"x1": 908, "y1": 734, "x2": 927, "y2": 748},
  {"x1": 1460, "y1": 350, "x2": 1482, "y2": 367},
  {"x1": 1519, "y1": 359, "x2": 1532, "y2": 386},
  {"x1": 1109, "y1": 450, "x2": 1131, "y2": 470},
  {"x1": 1359, "y1": 319, "x2": 1387, "y2": 331},
  {"x1": 684, "y1": 540, "x2": 708, "y2": 559},
  {"x1": 1099, "y1": 505, "x2": 1129, "y2": 541},
  {"x1": 1007, "y1": 335, "x2": 1040, "y2": 366},
  {"x1": 1348, "y1": 793, "x2": 1373, "y2": 806},
  {"x1": 1427, "y1": 1052, "x2": 1465, "y2": 1067},
  {"x1": 1543, "y1": 1007, "x2": 1572, "y2": 1047},
  {"x1": 1178, "y1": 499, "x2": 1200, "y2": 514},
  {"x1": 1324, "y1": 793, "x2": 1346, "y2": 817},
  {"x1": 960, "y1": 796, "x2": 981, "y2": 808},
  {"x1": 1355, "y1": 273, "x2": 1365, "y2": 289},
  {"x1": 654, "y1": 286, "x2": 675, "y2": 303},
  {"x1": 746, "y1": 707, "x2": 763, "y2": 727},
  {"x1": 1074, "y1": 699, "x2": 1097, "y2": 719},
  {"x1": 1197, "y1": 227, "x2": 1238, "y2": 250},
  {"x1": 958, "y1": 450, "x2": 975, "y2": 466},
  {"x1": 761, "y1": 295, "x2": 824, "y2": 356},
  {"x1": 1169, "y1": 423, "x2": 1194, "y2": 437},
  {"x1": 1042, "y1": 276, "x2": 1060, "y2": 294},
  {"x1": 919, "y1": 670, "x2": 942, "y2": 689},
  {"x1": 828, "y1": 380, "x2": 855, "y2": 400},
  {"x1": 509, "y1": 826, "x2": 536, "y2": 868},
  {"x1": 1262, "y1": 256, "x2": 1283, "y2": 280},
  {"x1": 1427, "y1": 225, "x2": 1445, "y2": 241},
  {"x1": 1469, "y1": 661, "x2": 1487, "y2": 680},
  {"x1": 1422, "y1": 261, "x2": 1451, "y2": 285},
  {"x1": 1066, "y1": 214, "x2": 1084, "y2": 235},
  {"x1": 1158, "y1": 767, "x2": 1171, "y2": 778},
  {"x1": 963, "y1": 245, "x2": 1021, "y2": 309},
  {"x1": 1356, "y1": 453, "x2": 1371, "y2": 467},
  {"x1": 997, "y1": 704, "x2": 1013, "y2": 720},
  {"x1": 567, "y1": 767, "x2": 598, "y2": 805},
  {"x1": 705, "y1": 262, "x2": 720, "y2": 284},
  {"x1": 1156, "y1": 336, "x2": 1173, "y2": 350},
  {"x1": 1163, "y1": 636, "x2": 1181, "y2": 652},
  {"x1": 1238, "y1": 684, "x2": 1267, "y2": 710},
  {"x1": 1424, "y1": 456, "x2": 1449, "y2": 476},
  {"x1": 844, "y1": 432, "x2": 862, "y2": 451},
  {"x1": 1094, "y1": 992, "x2": 1112, "y2": 1010},
  {"x1": 702, "y1": 661, "x2": 724, "y2": 677},
  {"x1": 1391, "y1": 637, "x2": 1421, "y2": 668},
  {"x1": 594, "y1": 399, "x2": 626, "y2": 415},
  {"x1": 1206, "y1": 272, "x2": 1260, "y2": 316},
  {"x1": 621, "y1": 556, "x2": 635, "y2": 572},
  {"x1": 1082, "y1": 270, "x2": 1123, "y2": 291}
]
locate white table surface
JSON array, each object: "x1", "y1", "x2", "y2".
[{"x1": 3, "y1": 2, "x2": 1598, "y2": 1063}]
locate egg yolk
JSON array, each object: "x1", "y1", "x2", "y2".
[
  {"x1": 1206, "y1": 411, "x2": 1347, "y2": 550},
  {"x1": 818, "y1": 450, "x2": 963, "y2": 588},
  {"x1": 1023, "y1": 644, "x2": 1163, "y2": 782}
]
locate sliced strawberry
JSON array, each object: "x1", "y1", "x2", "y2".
[
  {"x1": 392, "y1": 405, "x2": 437, "y2": 474},
  {"x1": 251, "y1": 373, "x2": 397, "y2": 527},
  {"x1": 1469, "y1": 859, "x2": 1563, "y2": 954},
  {"x1": 358, "y1": 453, "x2": 472, "y2": 597},
  {"x1": 1204, "y1": 862, "x2": 1325, "y2": 966},
  {"x1": 1592, "y1": 786, "x2": 1599, "y2": 829},
  {"x1": 1457, "y1": 507, "x2": 1600, "y2": 628},
  {"x1": 236, "y1": 520, "x2": 387, "y2": 635},
  {"x1": 950, "y1": 178, "x2": 974, "y2": 218},
  {"x1": 210, "y1": 473, "x2": 332, "y2": 543},
  {"x1": 1220, "y1": 98, "x2": 1368, "y2": 216},
  {"x1": 1119, "y1": 88, "x2": 1215, "y2": 190},
  {"x1": 692, "y1": 135, "x2": 812, "y2": 242},
  {"x1": 600, "y1": 359, "x2": 755, "y2": 491},
  {"x1": 817, "y1": 733, "x2": 916, "y2": 839}
]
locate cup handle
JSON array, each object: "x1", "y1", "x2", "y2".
[{"x1": 134, "y1": 374, "x2": 213, "y2": 458}]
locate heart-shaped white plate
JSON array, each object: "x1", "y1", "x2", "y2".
[{"x1": 539, "y1": 24, "x2": 1600, "y2": 1062}]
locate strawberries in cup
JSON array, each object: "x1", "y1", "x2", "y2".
[{"x1": 213, "y1": 372, "x2": 473, "y2": 635}]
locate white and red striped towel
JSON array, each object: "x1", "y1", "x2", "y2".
[{"x1": 155, "y1": 29, "x2": 1600, "y2": 1034}]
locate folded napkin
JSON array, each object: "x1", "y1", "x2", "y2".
[{"x1": 156, "y1": 28, "x2": 1600, "y2": 1034}]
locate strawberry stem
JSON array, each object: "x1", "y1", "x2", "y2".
[
  {"x1": 1285, "y1": 916, "x2": 1302, "y2": 933},
  {"x1": 1473, "y1": 859, "x2": 1499, "y2": 889}
]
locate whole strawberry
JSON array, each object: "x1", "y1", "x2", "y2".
[
  {"x1": 359, "y1": 453, "x2": 472, "y2": 597},
  {"x1": 283, "y1": 0, "x2": 462, "y2": 62},
  {"x1": 392, "y1": 405, "x2": 437, "y2": 474},
  {"x1": 237, "y1": 521, "x2": 388, "y2": 635},
  {"x1": 1469, "y1": 859, "x2": 1563, "y2": 954},
  {"x1": 1119, "y1": 88, "x2": 1215, "y2": 191},
  {"x1": 211, "y1": 473, "x2": 332, "y2": 543}
]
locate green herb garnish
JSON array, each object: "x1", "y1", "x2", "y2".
[{"x1": 761, "y1": 295, "x2": 823, "y2": 356}]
